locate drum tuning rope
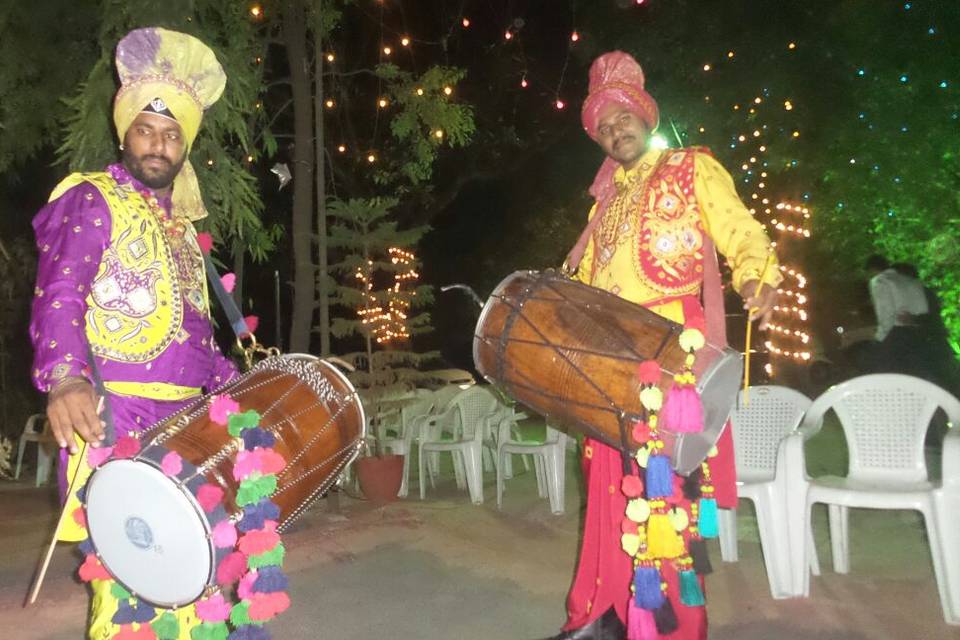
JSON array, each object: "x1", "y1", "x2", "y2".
[{"x1": 743, "y1": 250, "x2": 776, "y2": 406}]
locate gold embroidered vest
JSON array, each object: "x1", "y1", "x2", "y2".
[
  {"x1": 591, "y1": 148, "x2": 707, "y2": 306},
  {"x1": 51, "y1": 172, "x2": 208, "y2": 363}
]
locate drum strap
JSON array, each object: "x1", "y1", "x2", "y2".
[
  {"x1": 85, "y1": 345, "x2": 117, "y2": 447},
  {"x1": 203, "y1": 252, "x2": 253, "y2": 340}
]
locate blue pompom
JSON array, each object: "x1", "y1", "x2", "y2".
[
  {"x1": 645, "y1": 454, "x2": 674, "y2": 498},
  {"x1": 228, "y1": 625, "x2": 271, "y2": 640},
  {"x1": 633, "y1": 565, "x2": 664, "y2": 610},
  {"x1": 111, "y1": 599, "x2": 154, "y2": 625},
  {"x1": 253, "y1": 566, "x2": 289, "y2": 593},
  {"x1": 238, "y1": 498, "x2": 281, "y2": 532},
  {"x1": 243, "y1": 428, "x2": 276, "y2": 451},
  {"x1": 78, "y1": 538, "x2": 95, "y2": 555}
]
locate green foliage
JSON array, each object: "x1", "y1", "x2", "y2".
[
  {"x1": 325, "y1": 197, "x2": 436, "y2": 389},
  {"x1": 373, "y1": 65, "x2": 476, "y2": 187},
  {"x1": 52, "y1": 0, "x2": 273, "y2": 259}
]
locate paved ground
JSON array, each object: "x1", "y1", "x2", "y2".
[{"x1": 1, "y1": 419, "x2": 955, "y2": 639}]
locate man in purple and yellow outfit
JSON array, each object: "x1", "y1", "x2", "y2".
[
  {"x1": 30, "y1": 28, "x2": 237, "y2": 639},
  {"x1": 544, "y1": 52, "x2": 781, "y2": 640}
]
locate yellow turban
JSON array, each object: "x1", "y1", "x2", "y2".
[{"x1": 113, "y1": 27, "x2": 226, "y2": 221}]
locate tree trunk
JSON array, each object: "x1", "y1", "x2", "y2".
[
  {"x1": 314, "y1": 29, "x2": 330, "y2": 356},
  {"x1": 283, "y1": 0, "x2": 315, "y2": 354}
]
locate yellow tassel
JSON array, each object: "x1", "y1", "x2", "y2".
[{"x1": 646, "y1": 512, "x2": 685, "y2": 559}]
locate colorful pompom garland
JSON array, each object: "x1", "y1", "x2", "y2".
[
  {"x1": 71, "y1": 393, "x2": 290, "y2": 640},
  {"x1": 623, "y1": 326, "x2": 716, "y2": 635}
]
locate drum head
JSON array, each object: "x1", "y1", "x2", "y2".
[
  {"x1": 86, "y1": 459, "x2": 213, "y2": 607},
  {"x1": 671, "y1": 348, "x2": 743, "y2": 475}
]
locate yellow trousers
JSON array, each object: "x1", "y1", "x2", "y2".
[{"x1": 88, "y1": 579, "x2": 198, "y2": 639}]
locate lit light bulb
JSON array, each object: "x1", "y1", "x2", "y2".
[
  {"x1": 520, "y1": 76, "x2": 528, "y2": 88},
  {"x1": 367, "y1": 154, "x2": 376, "y2": 163},
  {"x1": 249, "y1": 4, "x2": 263, "y2": 18},
  {"x1": 325, "y1": 99, "x2": 334, "y2": 108},
  {"x1": 504, "y1": 30, "x2": 513, "y2": 40},
  {"x1": 555, "y1": 99, "x2": 565, "y2": 110},
  {"x1": 649, "y1": 134, "x2": 669, "y2": 150},
  {"x1": 401, "y1": 37, "x2": 410, "y2": 47},
  {"x1": 416, "y1": 87, "x2": 424, "y2": 96},
  {"x1": 326, "y1": 53, "x2": 335, "y2": 62},
  {"x1": 571, "y1": 31, "x2": 580, "y2": 42},
  {"x1": 337, "y1": 145, "x2": 346, "y2": 153},
  {"x1": 443, "y1": 86, "x2": 453, "y2": 96},
  {"x1": 383, "y1": 46, "x2": 392, "y2": 56},
  {"x1": 788, "y1": 42, "x2": 796, "y2": 49},
  {"x1": 784, "y1": 100, "x2": 793, "y2": 110},
  {"x1": 434, "y1": 129, "x2": 444, "y2": 139},
  {"x1": 792, "y1": 130, "x2": 800, "y2": 138},
  {"x1": 703, "y1": 63, "x2": 712, "y2": 71},
  {"x1": 462, "y1": 17, "x2": 470, "y2": 28},
  {"x1": 727, "y1": 51, "x2": 735, "y2": 58},
  {"x1": 378, "y1": 98, "x2": 388, "y2": 108}
]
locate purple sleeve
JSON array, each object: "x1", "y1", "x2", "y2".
[
  {"x1": 29, "y1": 183, "x2": 111, "y2": 392},
  {"x1": 206, "y1": 347, "x2": 240, "y2": 392}
]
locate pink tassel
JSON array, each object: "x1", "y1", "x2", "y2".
[
  {"x1": 212, "y1": 520, "x2": 237, "y2": 548},
  {"x1": 627, "y1": 599, "x2": 659, "y2": 640},
  {"x1": 661, "y1": 384, "x2": 704, "y2": 433},
  {"x1": 195, "y1": 592, "x2": 231, "y2": 622},
  {"x1": 237, "y1": 570, "x2": 258, "y2": 600},
  {"x1": 160, "y1": 451, "x2": 183, "y2": 476},
  {"x1": 87, "y1": 445, "x2": 114, "y2": 468},
  {"x1": 196, "y1": 232, "x2": 214, "y2": 254},
  {"x1": 233, "y1": 450, "x2": 263, "y2": 480},
  {"x1": 240, "y1": 315, "x2": 259, "y2": 338},
  {"x1": 196, "y1": 483, "x2": 225, "y2": 513},
  {"x1": 208, "y1": 394, "x2": 240, "y2": 425},
  {"x1": 113, "y1": 435, "x2": 141, "y2": 458},
  {"x1": 216, "y1": 551, "x2": 247, "y2": 585}
]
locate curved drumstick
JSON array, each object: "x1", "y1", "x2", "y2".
[
  {"x1": 26, "y1": 393, "x2": 105, "y2": 606},
  {"x1": 440, "y1": 284, "x2": 484, "y2": 309}
]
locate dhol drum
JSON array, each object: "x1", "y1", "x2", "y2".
[
  {"x1": 83, "y1": 354, "x2": 364, "y2": 607},
  {"x1": 473, "y1": 270, "x2": 742, "y2": 475}
]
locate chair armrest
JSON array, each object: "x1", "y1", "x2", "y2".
[
  {"x1": 777, "y1": 431, "x2": 808, "y2": 482},
  {"x1": 943, "y1": 427, "x2": 960, "y2": 488}
]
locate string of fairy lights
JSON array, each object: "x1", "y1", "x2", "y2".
[
  {"x1": 692, "y1": 44, "x2": 813, "y2": 376},
  {"x1": 355, "y1": 247, "x2": 420, "y2": 344},
  {"x1": 244, "y1": 1, "x2": 657, "y2": 164}
]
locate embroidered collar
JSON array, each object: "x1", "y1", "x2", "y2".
[
  {"x1": 108, "y1": 163, "x2": 174, "y2": 214},
  {"x1": 613, "y1": 148, "x2": 663, "y2": 192}
]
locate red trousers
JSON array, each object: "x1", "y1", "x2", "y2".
[{"x1": 562, "y1": 426, "x2": 737, "y2": 639}]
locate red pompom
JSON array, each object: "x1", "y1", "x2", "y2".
[
  {"x1": 196, "y1": 483, "x2": 225, "y2": 513},
  {"x1": 216, "y1": 551, "x2": 248, "y2": 586},
  {"x1": 112, "y1": 434, "x2": 141, "y2": 459},
  {"x1": 636, "y1": 360, "x2": 662, "y2": 385},
  {"x1": 684, "y1": 315, "x2": 707, "y2": 333},
  {"x1": 71, "y1": 506, "x2": 87, "y2": 528},
  {"x1": 621, "y1": 517, "x2": 640, "y2": 535},
  {"x1": 631, "y1": 420, "x2": 651, "y2": 443},
  {"x1": 621, "y1": 474, "x2": 645, "y2": 498},
  {"x1": 78, "y1": 554, "x2": 111, "y2": 582},
  {"x1": 240, "y1": 315, "x2": 259, "y2": 338},
  {"x1": 196, "y1": 232, "x2": 214, "y2": 254}
]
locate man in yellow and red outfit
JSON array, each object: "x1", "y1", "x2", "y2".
[{"x1": 544, "y1": 52, "x2": 781, "y2": 640}]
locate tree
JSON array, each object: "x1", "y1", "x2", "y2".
[{"x1": 326, "y1": 197, "x2": 436, "y2": 391}]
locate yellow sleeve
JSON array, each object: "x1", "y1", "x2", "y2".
[
  {"x1": 573, "y1": 203, "x2": 598, "y2": 285},
  {"x1": 693, "y1": 151, "x2": 782, "y2": 293}
]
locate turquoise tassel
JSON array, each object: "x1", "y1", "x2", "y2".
[
  {"x1": 698, "y1": 497, "x2": 718, "y2": 538},
  {"x1": 679, "y1": 569, "x2": 705, "y2": 606}
]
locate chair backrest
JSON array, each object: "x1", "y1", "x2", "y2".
[
  {"x1": 730, "y1": 386, "x2": 812, "y2": 481},
  {"x1": 24, "y1": 413, "x2": 48, "y2": 436},
  {"x1": 446, "y1": 385, "x2": 501, "y2": 438},
  {"x1": 431, "y1": 385, "x2": 465, "y2": 414},
  {"x1": 401, "y1": 389, "x2": 435, "y2": 426},
  {"x1": 802, "y1": 374, "x2": 960, "y2": 484}
]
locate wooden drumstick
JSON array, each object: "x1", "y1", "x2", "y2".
[
  {"x1": 743, "y1": 252, "x2": 776, "y2": 406},
  {"x1": 26, "y1": 395, "x2": 103, "y2": 606}
]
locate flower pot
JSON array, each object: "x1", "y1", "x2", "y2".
[{"x1": 355, "y1": 454, "x2": 404, "y2": 505}]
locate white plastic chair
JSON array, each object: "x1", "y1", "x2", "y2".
[
  {"x1": 719, "y1": 386, "x2": 820, "y2": 599},
  {"x1": 797, "y1": 374, "x2": 960, "y2": 624},
  {"x1": 496, "y1": 420, "x2": 568, "y2": 514},
  {"x1": 418, "y1": 386, "x2": 501, "y2": 504},
  {"x1": 15, "y1": 414, "x2": 55, "y2": 487},
  {"x1": 373, "y1": 388, "x2": 435, "y2": 497}
]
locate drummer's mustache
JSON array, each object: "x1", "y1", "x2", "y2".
[{"x1": 613, "y1": 135, "x2": 634, "y2": 149}]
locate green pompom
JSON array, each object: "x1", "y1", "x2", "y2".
[
  {"x1": 190, "y1": 622, "x2": 229, "y2": 640},
  {"x1": 110, "y1": 582, "x2": 132, "y2": 600},
  {"x1": 151, "y1": 612, "x2": 180, "y2": 639},
  {"x1": 236, "y1": 474, "x2": 278, "y2": 506},
  {"x1": 227, "y1": 410, "x2": 261, "y2": 436},
  {"x1": 248, "y1": 543, "x2": 286, "y2": 569},
  {"x1": 230, "y1": 601, "x2": 252, "y2": 627}
]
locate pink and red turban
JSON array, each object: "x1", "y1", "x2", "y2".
[{"x1": 581, "y1": 51, "x2": 659, "y2": 139}]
